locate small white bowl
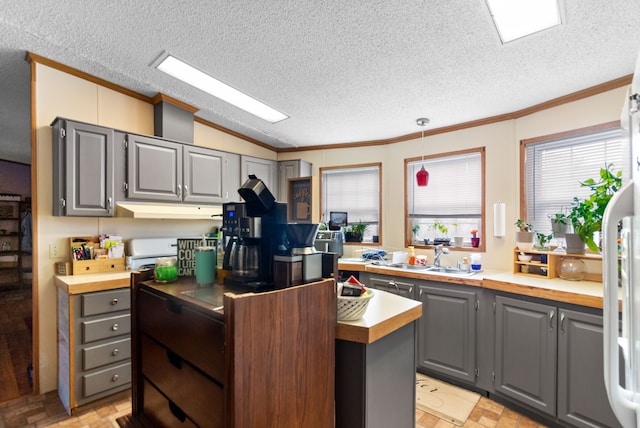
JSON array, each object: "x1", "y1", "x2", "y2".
[{"x1": 518, "y1": 254, "x2": 533, "y2": 262}]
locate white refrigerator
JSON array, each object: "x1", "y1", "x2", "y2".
[{"x1": 603, "y1": 52, "x2": 640, "y2": 428}]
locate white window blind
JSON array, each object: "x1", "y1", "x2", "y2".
[
  {"x1": 321, "y1": 165, "x2": 380, "y2": 240},
  {"x1": 524, "y1": 127, "x2": 627, "y2": 234},
  {"x1": 407, "y1": 151, "x2": 482, "y2": 243}
]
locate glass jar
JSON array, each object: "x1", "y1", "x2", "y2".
[
  {"x1": 155, "y1": 257, "x2": 178, "y2": 283},
  {"x1": 558, "y1": 257, "x2": 586, "y2": 281}
]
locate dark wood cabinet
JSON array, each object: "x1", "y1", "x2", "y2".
[{"x1": 131, "y1": 271, "x2": 336, "y2": 427}]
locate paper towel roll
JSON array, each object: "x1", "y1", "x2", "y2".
[{"x1": 494, "y1": 202, "x2": 506, "y2": 237}]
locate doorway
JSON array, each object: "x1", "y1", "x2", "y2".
[{"x1": 0, "y1": 160, "x2": 33, "y2": 402}]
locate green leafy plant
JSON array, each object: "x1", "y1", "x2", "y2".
[
  {"x1": 550, "y1": 212, "x2": 569, "y2": 225},
  {"x1": 568, "y1": 164, "x2": 622, "y2": 252},
  {"x1": 515, "y1": 219, "x2": 532, "y2": 232},
  {"x1": 433, "y1": 220, "x2": 449, "y2": 236},
  {"x1": 534, "y1": 232, "x2": 553, "y2": 250},
  {"x1": 412, "y1": 224, "x2": 420, "y2": 235},
  {"x1": 346, "y1": 222, "x2": 368, "y2": 235}
]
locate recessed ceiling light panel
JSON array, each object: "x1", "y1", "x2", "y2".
[
  {"x1": 154, "y1": 53, "x2": 289, "y2": 123},
  {"x1": 486, "y1": 0, "x2": 563, "y2": 43}
]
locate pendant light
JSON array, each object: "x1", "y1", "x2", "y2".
[{"x1": 416, "y1": 118, "x2": 429, "y2": 187}]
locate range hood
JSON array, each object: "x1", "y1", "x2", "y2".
[{"x1": 116, "y1": 202, "x2": 222, "y2": 220}]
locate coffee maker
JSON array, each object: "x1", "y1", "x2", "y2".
[{"x1": 222, "y1": 176, "x2": 287, "y2": 290}]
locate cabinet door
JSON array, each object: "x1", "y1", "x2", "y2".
[
  {"x1": 417, "y1": 283, "x2": 477, "y2": 384},
  {"x1": 277, "y1": 160, "x2": 311, "y2": 202},
  {"x1": 57, "y1": 121, "x2": 115, "y2": 216},
  {"x1": 222, "y1": 152, "x2": 241, "y2": 202},
  {"x1": 183, "y1": 146, "x2": 224, "y2": 204},
  {"x1": 127, "y1": 134, "x2": 182, "y2": 201},
  {"x1": 558, "y1": 309, "x2": 622, "y2": 428},
  {"x1": 366, "y1": 275, "x2": 415, "y2": 299},
  {"x1": 240, "y1": 155, "x2": 277, "y2": 194},
  {"x1": 494, "y1": 296, "x2": 556, "y2": 416}
]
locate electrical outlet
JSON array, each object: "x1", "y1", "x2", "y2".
[{"x1": 49, "y1": 243, "x2": 59, "y2": 259}]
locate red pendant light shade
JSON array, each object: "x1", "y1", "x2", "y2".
[
  {"x1": 416, "y1": 118, "x2": 430, "y2": 187},
  {"x1": 416, "y1": 165, "x2": 429, "y2": 186}
]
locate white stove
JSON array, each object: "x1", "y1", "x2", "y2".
[{"x1": 128, "y1": 237, "x2": 179, "y2": 270}]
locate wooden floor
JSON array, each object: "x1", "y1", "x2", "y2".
[{"x1": 0, "y1": 286, "x2": 33, "y2": 403}]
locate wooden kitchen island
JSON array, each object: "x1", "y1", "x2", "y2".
[
  {"x1": 129, "y1": 270, "x2": 336, "y2": 427},
  {"x1": 128, "y1": 270, "x2": 422, "y2": 427}
]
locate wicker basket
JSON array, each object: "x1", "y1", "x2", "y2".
[{"x1": 337, "y1": 289, "x2": 374, "y2": 321}]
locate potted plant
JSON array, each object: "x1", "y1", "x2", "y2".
[
  {"x1": 534, "y1": 232, "x2": 553, "y2": 251},
  {"x1": 433, "y1": 220, "x2": 450, "y2": 245},
  {"x1": 344, "y1": 222, "x2": 368, "y2": 242},
  {"x1": 550, "y1": 212, "x2": 569, "y2": 238},
  {"x1": 411, "y1": 224, "x2": 420, "y2": 242},
  {"x1": 515, "y1": 219, "x2": 533, "y2": 249},
  {"x1": 568, "y1": 164, "x2": 622, "y2": 253},
  {"x1": 470, "y1": 230, "x2": 480, "y2": 248}
]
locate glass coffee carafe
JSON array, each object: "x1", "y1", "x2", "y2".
[{"x1": 231, "y1": 239, "x2": 260, "y2": 279}]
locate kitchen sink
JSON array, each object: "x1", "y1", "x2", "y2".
[
  {"x1": 387, "y1": 263, "x2": 430, "y2": 270},
  {"x1": 426, "y1": 266, "x2": 478, "y2": 276}
]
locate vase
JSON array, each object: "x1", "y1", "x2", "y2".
[
  {"x1": 344, "y1": 232, "x2": 362, "y2": 242},
  {"x1": 515, "y1": 231, "x2": 533, "y2": 250},
  {"x1": 565, "y1": 233, "x2": 585, "y2": 255},
  {"x1": 471, "y1": 237, "x2": 480, "y2": 248},
  {"x1": 558, "y1": 257, "x2": 586, "y2": 280}
]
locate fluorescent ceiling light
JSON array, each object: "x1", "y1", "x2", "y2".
[
  {"x1": 486, "y1": 0, "x2": 563, "y2": 43},
  {"x1": 155, "y1": 54, "x2": 289, "y2": 123}
]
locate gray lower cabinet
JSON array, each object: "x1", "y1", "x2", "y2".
[
  {"x1": 240, "y1": 155, "x2": 278, "y2": 193},
  {"x1": 57, "y1": 287, "x2": 132, "y2": 415},
  {"x1": 277, "y1": 159, "x2": 312, "y2": 201},
  {"x1": 51, "y1": 118, "x2": 115, "y2": 216},
  {"x1": 417, "y1": 282, "x2": 477, "y2": 385},
  {"x1": 557, "y1": 309, "x2": 622, "y2": 428},
  {"x1": 362, "y1": 273, "x2": 415, "y2": 299},
  {"x1": 494, "y1": 295, "x2": 557, "y2": 416}
]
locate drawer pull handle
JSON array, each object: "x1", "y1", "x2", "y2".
[
  {"x1": 112, "y1": 323, "x2": 119, "y2": 331},
  {"x1": 167, "y1": 350, "x2": 184, "y2": 369},
  {"x1": 111, "y1": 374, "x2": 119, "y2": 382},
  {"x1": 169, "y1": 401, "x2": 187, "y2": 423},
  {"x1": 111, "y1": 298, "x2": 119, "y2": 305},
  {"x1": 112, "y1": 348, "x2": 119, "y2": 356}
]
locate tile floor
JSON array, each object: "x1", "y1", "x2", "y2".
[{"x1": 0, "y1": 380, "x2": 548, "y2": 427}]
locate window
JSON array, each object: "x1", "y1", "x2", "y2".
[
  {"x1": 406, "y1": 148, "x2": 485, "y2": 249},
  {"x1": 522, "y1": 124, "x2": 628, "y2": 234},
  {"x1": 320, "y1": 163, "x2": 381, "y2": 243}
]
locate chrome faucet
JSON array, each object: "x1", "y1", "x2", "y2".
[{"x1": 433, "y1": 244, "x2": 449, "y2": 267}]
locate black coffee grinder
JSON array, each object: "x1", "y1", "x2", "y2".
[{"x1": 222, "y1": 175, "x2": 287, "y2": 291}]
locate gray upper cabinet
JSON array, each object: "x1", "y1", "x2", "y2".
[
  {"x1": 240, "y1": 155, "x2": 278, "y2": 194},
  {"x1": 126, "y1": 134, "x2": 234, "y2": 204},
  {"x1": 417, "y1": 282, "x2": 477, "y2": 385},
  {"x1": 126, "y1": 134, "x2": 182, "y2": 202},
  {"x1": 278, "y1": 159, "x2": 312, "y2": 201},
  {"x1": 52, "y1": 119, "x2": 115, "y2": 217},
  {"x1": 494, "y1": 295, "x2": 557, "y2": 417},
  {"x1": 557, "y1": 309, "x2": 622, "y2": 428},
  {"x1": 222, "y1": 152, "x2": 241, "y2": 202}
]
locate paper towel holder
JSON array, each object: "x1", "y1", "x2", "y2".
[{"x1": 494, "y1": 201, "x2": 506, "y2": 238}]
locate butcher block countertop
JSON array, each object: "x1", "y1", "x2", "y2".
[
  {"x1": 336, "y1": 289, "x2": 422, "y2": 344},
  {"x1": 339, "y1": 260, "x2": 616, "y2": 310},
  {"x1": 54, "y1": 271, "x2": 131, "y2": 294}
]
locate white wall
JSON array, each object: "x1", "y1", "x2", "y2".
[{"x1": 34, "y1": 60, "x2": 628, "y2": 394}]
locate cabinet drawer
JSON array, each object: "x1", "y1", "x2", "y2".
[
  {"x1": 141, "y1": 335, "x2": 224, "y2": 428},
  {"x1": 139, "y1": 288, "x2": 224, "y2": 382},
  {"x1": 82, "y1": 289, "x2": 131, "y2": 317},
  {"x1": 143, "y1": 379, "x2": 198, "y2": 428},
  {"x1": 82, "y1": 313, "x2": 131, "y2": 344},
  {"x1": 82, "y1": 361, "x2": 131, "y2": 398},
  {"x1": 83, "y1": 337, "x2": 131, "y2": 371}
]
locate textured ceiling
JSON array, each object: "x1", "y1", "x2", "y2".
[{"x1": 1, "y1": 1, "x2": 640, "y2": 165}]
